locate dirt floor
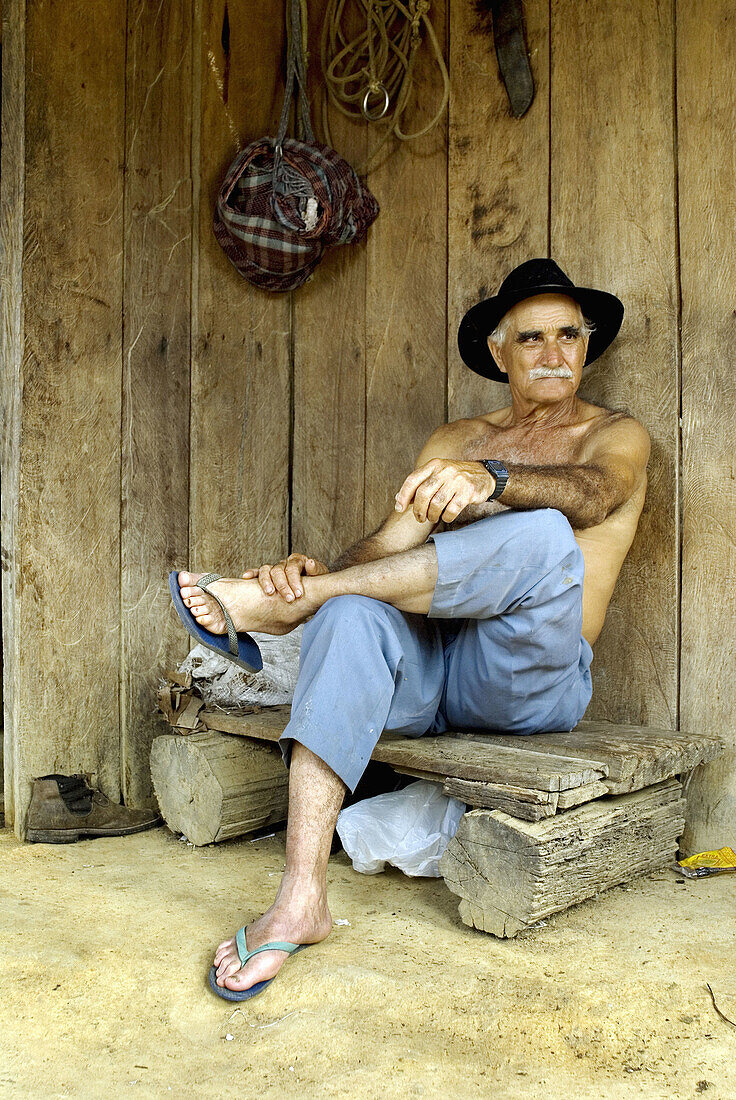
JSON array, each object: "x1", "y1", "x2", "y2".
[{"x1": 1, "y1": 822, "x2": 735, "y2": 1100}]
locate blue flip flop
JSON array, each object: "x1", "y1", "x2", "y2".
[
  {"x1": 168, "y1": 571, "x2": 263, "y2": 673},
  {"x1": 208, "y1": 928, "x2": 309, "y2": 1002}
]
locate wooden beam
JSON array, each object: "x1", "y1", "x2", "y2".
[
  {"x1": 676, "y1": 0, "x2": 736, "y2": 853},
  {"x1": 363, "y1": 0, "x2": 448, "y2": 533},
  {"x1": 440, "y1": 780, "x2": 686, "y2": 937},
  {"x1": 191, "y1": 0, "x2": 291, "y2": 577},
  {"x1": 120, "y1": 0, "x2": 193, "y2": 807},
  {"x1": 551, "y1": 0, "x2": 679, "y2": 729}
]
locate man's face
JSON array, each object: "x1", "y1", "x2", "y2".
[{"x1": 488, "y1": 294, "x2": 589, "y2": 401}]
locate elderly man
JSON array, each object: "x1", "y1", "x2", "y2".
[{"x1": 172, "y1": 258, "x2": 650, "y2": 1001}]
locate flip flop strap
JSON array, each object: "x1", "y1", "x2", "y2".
[
  {"x1": 235, "y1": 926, "x2": 301, "y2": 965},
  {"x1": 196, "y1": 573, "x2": 239, "y2": 658}
]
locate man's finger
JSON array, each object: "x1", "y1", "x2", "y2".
[
  {"x1": 271, "y1": 565, "x2": 296, "y2": 602},
  {"x1": 285, "y1": 561, "x2": 304, "y2": 598},
  {"x1": 395, "y1": 463, "x2": 438, "y2": 512},
  {"x1": 427, "y1": 488, "x2": 456, "y2": 524},
  {"x1": 241, "y1": 569, "x2": 257, "y2": 579},
  {"x1": 439, "y1": 494, "x2": 466, "y2": 523},
  {"x1": 304, "y1": 558, "x2": 329, "y2": 575},
  {"x1": 258, "y1": 564, "x2": 276, "y2": 596}
]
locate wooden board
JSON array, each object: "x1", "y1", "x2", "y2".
[
  {"x1": 197, "y1": 705, "x2": 606, "y2": 791},
  {"x1": 4, "y1": 0, "x2": 127, "y2": 833},
  {"x1": 457, "y1": 721, "x2": 724, "y2": 794},
  {"x1": 442, "y1": 777, "x2": 559, "y2": 822},
  {"x1": 551, "y1": 0, "x2": 679, "y2": 729},
  {"x1": 120, "y1": 0, "x2": 193, "y2": 806},
  {"x1": 676, "y1": 0, "x2": 736, "y2": 853},
  {"x1": 447, "y1": 0, "x2": 549, "y2": 422},
  {"x1": 363, "y1": 0, "x2": 448, "y2": 533},
  {"x1": 440, "y1": 780, "x2": 686, "y2": 937},
  {"x1": 290, "y1": 0, "x2": 367, "y2": 563},
  {"x1": 0, "y1": 0, "x2": 25, "y2": 829},
  {"x1": 190, "y1": 0, "x2": 291, "y2": 577}
]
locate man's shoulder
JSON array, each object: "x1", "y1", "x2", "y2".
[{"x1": 582, "y1": 402, "x2": 650, "y2": 443}]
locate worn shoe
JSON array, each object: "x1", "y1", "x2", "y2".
[{"x1": 26, "y1": 774, "x2": 161, "y2": 843}]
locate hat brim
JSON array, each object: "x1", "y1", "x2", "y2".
[{"x1": 457, "y1": 284, "x2": 625, "y2": 383}]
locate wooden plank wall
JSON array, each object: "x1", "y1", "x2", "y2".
[{"x1": 1, "y1": 0, "x2": 735, "y2": 846}]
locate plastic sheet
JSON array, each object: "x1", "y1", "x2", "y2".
[{"x1": 336, "y1": 780, "x2": 466, "y2": 878}]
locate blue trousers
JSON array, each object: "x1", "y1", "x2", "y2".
[{"x1": 279, "y1": 508, "x2": 594, "y2": 793}]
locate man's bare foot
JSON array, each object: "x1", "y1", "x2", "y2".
[
  {"x1": 212, "y1": 892, "x2": 333, "y2": 994},
  {"x1": 177, "y1": 572, "x2": 317, "y2": 636}
]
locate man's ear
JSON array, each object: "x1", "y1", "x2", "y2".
[{"x1": 487, "y1": 338, "x2": 508, "y2": 376}]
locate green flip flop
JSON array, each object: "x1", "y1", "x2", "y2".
[{"x1": 208, "y1": 927, "x2": 309, "y2": 1002}]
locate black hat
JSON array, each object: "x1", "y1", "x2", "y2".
[{"x1": 457, "y1": 258, "x2": 625, "y2": 383}]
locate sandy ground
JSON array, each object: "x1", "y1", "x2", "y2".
[{"x1": 1, "y1": 823, "x2": 735, "y2": 1100}]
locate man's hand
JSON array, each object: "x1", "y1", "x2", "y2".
[
  {"x1": 394, "y1": 459, "x2": 495, "y2": 524},
  {"x1": 242, "y1": 552, "x2": 329, "y2": 602}
]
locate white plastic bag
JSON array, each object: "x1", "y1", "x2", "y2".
[{"x1": 336, "y1": 780, "x2": 466, "y2": 878}]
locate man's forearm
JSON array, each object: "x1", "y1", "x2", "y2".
[
  {"x1": 328, "y1": 525, "x2": 395, "y2": 572},
  {"x1": 498, "y1": 463, "x2": 616, "y2": 528}
]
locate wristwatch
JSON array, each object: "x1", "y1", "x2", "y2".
[{"x1": 479, "y1": 458, "x2": 509, "y2": 501}]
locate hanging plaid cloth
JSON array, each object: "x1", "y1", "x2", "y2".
[{"x1": 213, "y1": 0, "x2": 379, "y2": 292}]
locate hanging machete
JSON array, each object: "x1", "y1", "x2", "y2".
[{"x1": 488, "y1": 0, "x2": 535, "y2": 118}]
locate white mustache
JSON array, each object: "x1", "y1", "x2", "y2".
[{"x1": 528, "y1": 366, "x2": 574, "y2": 380}]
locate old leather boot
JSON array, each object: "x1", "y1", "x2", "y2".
[{"x1": 26, "y1": 774, "x2": 161, "y2": 843}]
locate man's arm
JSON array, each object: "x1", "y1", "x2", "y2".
[
  {"x1": 395, "y1": 416, "x2": 651, "y2": 530},
  {"x1": 329, "y1": 428, "x2": 455, "y2": 570}
]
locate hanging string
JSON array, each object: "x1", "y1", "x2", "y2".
[{"x1": 320, "y1": 0, "x2": 450, "y2": 173}]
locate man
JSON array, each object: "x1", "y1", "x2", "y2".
[{"x1": 173, "y1": 258, "x2": 650, "y2": 1001}]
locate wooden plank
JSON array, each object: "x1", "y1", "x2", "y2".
[
  {"x1": 197, "y1": 706, "x2": 605, "y2": 790},
  {"x1": 447, "y1": 0, "x2": 549, "y2": 422},
  {"x1": 440, "y1": 781, "x2": 686, "y2": 937},
  {"x1": 442, "y1": 777, "x2": 559, "y2": 822},
  {"x1": 150, "y1": 731, "x2": 288, "y2": 845},
  {"x1": 556, "y1": 781, "x2": 609, "y2": 810},
  {"x1": 363, "y1": 0, "x2": 447, "y2": 533},
  {"x1": 676, "y1": 0, "x2": 736, "y2": 853},
  {"x1": 551, "y1": 0, "x2": 679, "y2": 728},
  {"x1": 290, "y1": 0, "x2": 367, "y2": 563},
  {"x1": 191, "y1": 0, "x2": 291, "y2": 577},
  {"x1": 7, "y1": 0, "x2": 126, "y2": 834},
  {"x1": 0, "y1": 0, "x2": 25, "y2": 830},
  {"x1": 120, "y1": 0, "x2": 193, "y2": 806},
  {"x1": 471, "y1": 722, "x2": 724, "y2": 793}
]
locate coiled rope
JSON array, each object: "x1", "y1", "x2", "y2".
[{"x1": 320, "y1": 0, "x2": 450, "y2": 171}]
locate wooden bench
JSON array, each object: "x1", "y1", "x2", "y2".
[{"x1": 151, "y1": 681, "x2": 723, "y2": 938}]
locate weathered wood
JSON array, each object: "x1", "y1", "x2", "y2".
[
  {"x1": 150, "y1": 731, "x2": 289, "y2": 846},
  {"x1": 676, "y1": 0, "x2": 736, "y2": 854},
  {"x1": 0, "y1": 0, "x2": 25, "y2": 830},
  {"x1": 447, "y1": 0, "x2": 549, "y2": 422},
  {"x1": 121, "y1": 0, "x2": 193, "y2": 807},
  {"x1": 551, "y1": 0, "x2": 679, "y2": 729},
  {"x1": 440, "y1": 780, "x2": 686, "y2": 938},
  {"x1": 442, "y1": 777, "x2": 559, "y2": 822},
  {"x1": 463, "y1": 723, "x2": 724, "y2": 794},
  {"x1": 197, "y1": 705, "x2": 607, "y2": 790},
  {"x1": 191, "y1": 0, "x2": 291, "y2": 576},
  {"x1": 290, "y1": 0, "x2": 367, "y2": 563},
  {"x1": 3, "y1": 0, "x2": 127, "y2": 835},
  {"x1": 363, "y1": 0, "x2": 447, "y2": 532},
  {"x1": 556, "y1": 781, "x2": 609, "y2": 810}
]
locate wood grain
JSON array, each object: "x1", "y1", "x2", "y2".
[
  {"x1": 447, "y1": 0, "x2": 549, "y2": 422},
  {"x1": 8, "y1": 0, "x2": 127, "y2": 833},
  {"x1": 150, "y1": 730, "x2": 288, "y2": 845},
  {"x1": 676, "y1": 0, "x2": 736, "y2": 853},
  {"x1": 363, "y1": 0, "x2": 448, "y2": 533},
  {"x1": 0, "y1": 0, "x2": 25, "y2": 829},
  {"x1": 550, "y1": 0, "x2": 679, "y2": 728},
  {"x1": 120, "y1": 0, "x2": 193, "y2": 807},
  {"x1": 440, "y1": 781, "x2": 686, "y2": 937},
  {"x1": 290, "y1": 0, "x2": 367, "y2": 563},
  {"x1": 190, "y1": 0, "x2": 291, "y2": 576}
]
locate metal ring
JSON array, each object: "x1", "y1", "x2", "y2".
[{"x1": 361, "y1": 83, "x2": 390, "y2": 122}]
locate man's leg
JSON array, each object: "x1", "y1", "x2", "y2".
[
  {"x1": 213, "y1": 743, "x2": 344, "y2": 993},
  {"x1": 213, "y1": 595, "x2": 445, "y2": 993}
]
